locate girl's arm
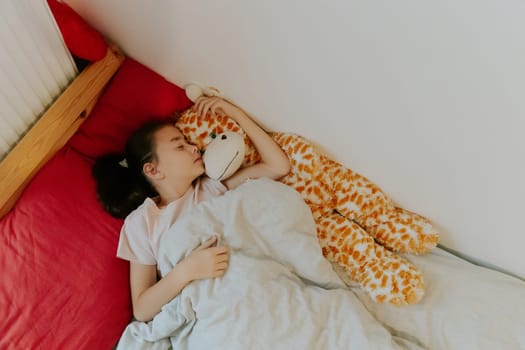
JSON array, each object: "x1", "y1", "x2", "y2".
[
  {"x1": 192, "y1": 97, "x2": 291, "y2": 190},
  {"x1": 131, "y1": 236, "x2": 228, "y2": 322}
]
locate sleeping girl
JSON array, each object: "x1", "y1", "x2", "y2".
[
  {"x1": 92, "y1": 96, "x2": 291, "y2": 323},
  {"x1": 93, "y1": 97, "x2": 414, "y2": 349}
]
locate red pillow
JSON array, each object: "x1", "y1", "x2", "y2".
[
  {"x1": 0, "y1": 58, "x2": 192, "y2": 349},
  {"x1": 69, "y1": 58, "x2": 193, "y2": 158},
  {"x1": 47, "y1": 0, "x2": 108, "y2": 61}
]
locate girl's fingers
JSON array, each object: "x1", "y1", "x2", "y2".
[
  {"x1": 196, "y1": 236, "x2": 217, "y2": 250},
  {"x1": 213, "y1": 270, "x2": 226, "y2": 278},
  {"x1": 214, "y1": 263, "x2": 228, "y2": 274},
  {"x1": 205, "y1": 99, "x2": 222, "y2": 116},
  {"x1": 196, "y1": 97, "x2": 211, "y2": 116},
  {"x1": 214, "y1": 246, "x2": 229, "y2": 255},
  {"x1": 215, "y1": 253, "x2": 229, "y2": 263},
  {"x1": 192, "y1": 96, "x2": 206, "y2": 112},
  {"x1": 192, "y1": 97, "x2": 204, "y2": 115},
  {"x1": 216, "y1": 262, "x2": 228, "y2": 270},
  {"x1": 194, "y1": 97, "x2": 223, "y2": 117},
  {"x1": 209, "y1": 99, "x2": 224, "y2": 116},
  {"x1": 195, "y1": 100, "x2": 204, "y2": 116},
  {"x1": 194, "y1": 96, "x2": 206, "y2": 104}
]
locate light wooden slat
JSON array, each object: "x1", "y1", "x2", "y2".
[{"x1": 0, "y1": 47, "x2": 125, "y2": 219}]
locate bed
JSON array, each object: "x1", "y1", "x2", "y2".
[{"x1": 1, "y1": 7, "x2": 525, "y2": 350}]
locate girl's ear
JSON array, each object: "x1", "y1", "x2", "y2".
[{"x1": 143, "y1": 162, "x2": 164, "y2": 181}]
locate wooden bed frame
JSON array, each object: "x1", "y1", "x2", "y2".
[{"x1": 0, "y1": 47, "x2": 124, "y2": 219}]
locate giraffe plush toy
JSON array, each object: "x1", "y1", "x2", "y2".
[{"x1": 176, "y1": 90, "x2": 439, "y2": 305}]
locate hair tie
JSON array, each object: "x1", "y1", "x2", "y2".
[{"x1": 119, "y1": 158, "x2": 128, "y2": 168}]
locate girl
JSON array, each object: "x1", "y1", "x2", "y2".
[{"x1": 93, "y1": 96, "x2": 290, "y2": 322}]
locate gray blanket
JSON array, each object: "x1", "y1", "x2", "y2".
[{"x1": 117, "y1": 178, "x2": 420, "y2": 350}]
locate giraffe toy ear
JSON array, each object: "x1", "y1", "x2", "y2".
[
  {"x1": 184, "y1": 84, "x2": 203, "y2": 102},
  {"x1": 184, "y1": 84, "x2": 222, "y2": 102}
]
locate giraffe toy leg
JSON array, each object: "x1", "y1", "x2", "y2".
[
  {"x1": 270, "y1": 132, "x2": 427, "y2": 304},
  {"x1": 317, "y1": 213, "x2": 425, "y2": 305},
  {"x1": 366, "y1": 207, "x2": 439, "y2": 254},
  {"x1": 322, "y1": 157, "x2": 439, "y2": 254}
]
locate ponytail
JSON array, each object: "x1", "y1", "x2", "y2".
[
  {"x1": 92, "y1": 120, "x2": 172, "y2": 218},
  {"x1": 92, "y1": 154, "x2": 156, "y2": 218}
]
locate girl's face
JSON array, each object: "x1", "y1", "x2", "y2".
[{"x1": 150, "y1": 125, "x2": 204, "y2": 182}]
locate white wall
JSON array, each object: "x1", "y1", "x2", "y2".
[{"x1": 67, "y1": 0, "x2": 525, "y2": 279}]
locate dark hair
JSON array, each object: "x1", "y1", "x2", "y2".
[{"x1": 92, "y1": 120, "x2": 172, "y2": 218}]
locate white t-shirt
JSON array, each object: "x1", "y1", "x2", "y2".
[{"x1": 116, "y1": 177, "x2": 227, "y2": 265}]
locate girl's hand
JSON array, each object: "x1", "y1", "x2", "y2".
[
  {"x1": 192, "y1": 96, "x2": 242, "y2": 118},
  {"x1": 182, "y1": 236, "x2": 229, "y2": 281}
]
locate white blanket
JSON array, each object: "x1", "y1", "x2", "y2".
[
  {"x1": 117, "y1": 178, "x2": 525, "y2": 350},
  {"x1": 117, "y1": 178, "x2": 421, "y2": 350},
  {"x1": 352, "y1": 249, "x2": 525, "y2": 349}
]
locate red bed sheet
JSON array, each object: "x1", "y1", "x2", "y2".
[{"x1": 0, "y1": 58, "x2": 192, "y2": 349}]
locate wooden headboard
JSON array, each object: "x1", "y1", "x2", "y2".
[{"x1": 0, "y1": 47, "x2": 124, "y2": 219}]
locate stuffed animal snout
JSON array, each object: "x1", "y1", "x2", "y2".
[{"x1": 203, "y1": 132, "x2": 245, "y2": 181}]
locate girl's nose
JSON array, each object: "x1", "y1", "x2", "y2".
[{"x1": 190, "y1": 145, "x2": 198, "y2": 153}]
